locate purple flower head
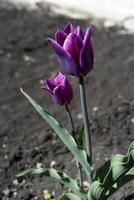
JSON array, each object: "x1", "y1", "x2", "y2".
[
  {"x1": 48, "y1": 22, "x2": 94, "y2": 77},
  {"x1": 42, "y1": 72, "x2": 73, "y2": 105}
]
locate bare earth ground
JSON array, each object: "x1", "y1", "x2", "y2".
[{"x1": 0, "y1": 4, "x2": 134, "y2": 200}]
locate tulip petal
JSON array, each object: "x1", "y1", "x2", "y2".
[
  {"x1": 53, "y1": 85, "x2": 64, "y2": 105},
  {"x1": 46, "y1": 79, "x2": 56, "y2": 90},
  {"x1": 48, "y1": 38, "x2": 78, "y2": 76},
  {"x1": 80, "y1": 27, "x2": 94, "y2": 75},
  {"x1": 41, "y1": 78, "x2": 55, "y2": 93},
  {"x1": 53, "y1": 72, "x2": 65, "y2": 85},
  {"x1": 63, "y1": 33, "x2": 82, "y2": 63},
  {"x1": 55, "y1": 30, "x2": 67, "y2": 46},
  {"x1": 63, "y1": 22, "x2": 75, "y2": 34},
  {"x1": 75, "y1": 26, "x2": 84, "y2": 40},
  {"x1": 63, "y1": 78, "x2": 73, "y2": 104}
]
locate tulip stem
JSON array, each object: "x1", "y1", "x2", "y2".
[
  {"x1": 65, "y1": 104, "x2": 83, "y2": 187},
  {"x1": 79, "y1": 75, "x2": 93, "y2": 184},
  {"x1": 77, "y1": 161, "x2": 83, "y2": 187},
  {"x1": 65, "y1": 104, "x2": 75, "y2": 135}
]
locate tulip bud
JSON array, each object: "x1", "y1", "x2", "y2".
[
  {"x1": 42, "y1": 72, "x2": 73, "y2": 105},
  {"x1": 48, "y1": 22, "x2": 94, "y2": 77}
]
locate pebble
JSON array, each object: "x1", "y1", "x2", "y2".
[
  {"x1": 15, "y1": 72, "x2": 20, "y2": 77},
  {"x1": 52, "y1": 191, "x2": 55, "y2": 197},
  {"x1": 12, "y1": 179, "x2": 19, "y2": 186},
  {"x1": 117, "y1": 106, "x2": 122, "y2": 111},
  {"x1": 36, "y1": 162, "x2": 42, "y2": 168},
  {"x1": 102, "y1": 128, "x2": 107, "y2": 133},
  {"x1": 23, "y1": 55, "x2": 35, "y2": 63},
  {"x1": 50, "y1": 160, "x2": 56, "y2": 167},
  {"x1": 131, "y1": 118, "x2": 134, "y2": 124},
  {"x1": 21, "y1": 179, "x2": 26, "y2": 185},
  {"x1": 83, "y1": 181, "x2": 89, "y2": 190},
  {"x1": 39, "y1": 80, "x2": 44, "y2": 85},
  {"x1": 52, "y1": 139, "x2": 57, "y2": 144},
  {"x1": 77, "y1": 113, "x2": 82, "y2": 119},
  {"x1": 2, "y1": 105, "x2": 7, "y2": 110},
  {"x1": 2, "y1": 144, "x2": 7, "y2": 148},
  {"x1": 4, "y1": 155, "x2": 8, "y2": 159},
  {"x1": 13, "y1": 191, "x2": 18, "y2": 197},
  {"x1": 104, "y1": 157, "x2": 108, "y2": 161},
  {"x1": 92, "y1": 106, "x2": 98, "y2": 112},
  {"x1": 3, "y1": 188, "x2": 10, "y2": 196}
]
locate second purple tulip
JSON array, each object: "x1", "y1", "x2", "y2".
[{"x1": 42, "y1": 72, "x2": 73, "y2": 105}]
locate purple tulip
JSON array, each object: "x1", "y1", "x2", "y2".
[
  {"x1": 42, "y1": 72, "x2": 73, "y2": 105},
  {"x1": 48, "y1": 22, "x2": 94, "y2": 77}
]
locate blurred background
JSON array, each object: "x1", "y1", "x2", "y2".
[{"x1": 0, "y1": 0, "x2": 134, "y2": 200}]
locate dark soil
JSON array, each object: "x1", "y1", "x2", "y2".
[{"x1": 0, "y1": 3, "x2": 134, "y2": 200}]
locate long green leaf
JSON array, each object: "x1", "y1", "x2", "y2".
[
  {"x1": 17, "y1": 167, "x2": 86, "y2": 200},
  {"x1": 20, "y1": 88, "x2": 91, "y2": 181}
]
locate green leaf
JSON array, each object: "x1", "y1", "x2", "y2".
[
  {"x1": 20, "y1": 88, "x2": 91, "y2": 179},
  {"x1": 88, "y1": 141, "x2": 134, "y2": 200},
  {"x1": 127, "y1": 167, "x2": 134, "y2": 176},
  {"x1": 17, "y1": 167, "x2": 86, "y2": 200},
  {"x1": 77, "y1": 126, "x2": 85, "y2": 147},
  {"x1": 87, "y1": 181, "x2": 107, "y2": 200},
  {"x1": 60, "y1": 193, "x2": 81, "y2": 200}
]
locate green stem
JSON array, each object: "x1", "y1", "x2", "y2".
[
  {"x1": 79, "y1": 75, "x2": 93, "y2": 184},
  {"x1": 65, "y1": 104, "x2": 75, "y2": 135},
  {"x1": 65, "y1": 104, "x2": 83, "y2": 187},
  {"x1": 77, "y1": 161, "x2": 83, "y2": 187}
]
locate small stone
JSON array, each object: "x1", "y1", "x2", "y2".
[
  {"x1": 77, "y1": 113, "x2": 82, "y2": 119},
  {"x1": 131, "y1": 118, "x2": 134, "y2": 124},
  {"x1": 50, "y1": 160, "x2": 56, "y2": 167},
  {"x1": 30, "y1": 188, "x2": 33, "y2": 193},
  {"x1": 4, "y1": 155, "x2": 8, "y2": 159},
  {"x1": 2, "y1": 105, "x2": 7, "y2": 110},
  {"x1": 3, "y1": 188, "x2": 10, "y2": 196},
  {"x1": 36, "y1": 162, "x2": 42, "y2": 168},
  {"x1": 97, "y1": 152, "x2": 100, "y2": 156},
  {"x1": 117, "y1": 106, "x2": 122, "y2": 111},
  {"x1": 52, "y1": 139, "x2": 56, "y2": 144},
  {"x1": 96, "y1": 157, "x2": 100, "y2": 161},
  {"x1": 15, "y1": 72, "x2": 20, "y2": 77},
  {"x1": 2, "y1": 144, "x2": 7, "y2": 148},
  {"x1": 22, "y1": 179, "x2": 26, "y2": 185},
  {"x1": 39, "y1": 79, "x2": 44, "y2": 84},
  {"x1": 92, "y1": 106, "x2": 98, "y2": 112},
  {"x1": 23, "y1": 55, "x2": 35, "y2": 62},
  {"x1": 52, "y1": 191, "x2": 55, "y2": 197},
  {"x1": 102, "y1": 128, "x2": 107, "y2": 132},
  {"x1": 12, "y1": 179, "x2": 19, "y2": 186},
  {"x1": 83, "y1": 181, "x2": 89, "y2": 191},
  {"x1": 13, "y1": 191, "x2": 18, "y2": 197},
  {"x1": 104, "y1": 157, "x2": 108, "y2": 161}
]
